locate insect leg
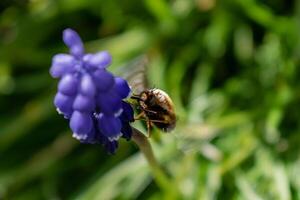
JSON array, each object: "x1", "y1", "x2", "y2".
[
  {"x1": 146, "y1": 119, "x2": 152, "y2": 137},
  {"x1": 148, "y1": 119, "x2": 169, "y2": 124},
  {"x1": 134, "y1": 111, "x2": 146, "y2": 120},
  {"x1": 130, "y1": 95, "x2": 141, "y2": 101},
  {"x1": 143, "y1": 109, "x2": 157, "y2": 114}
]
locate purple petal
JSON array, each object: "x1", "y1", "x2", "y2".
[
  {"x1": 119, "y1": 101, "x2": 134, "y2": 122},
  {"x1": 92, "y1": 69, "x2": 115, "y2": 92},
  {"x1": 104, "y1": 140, "x2": 118, "y2": 154},
  {"x1": 76, "y1": 127, "x2": 97, "y2": 144},
  {"x1": 63, "y1": 28, "x2": 84, "y2": 57},
  {"x1": 70, "y1": 111, "x2": 93, "y2": 137},
  {"x1": 97, "y1": 114, "x2": 122, "y2": 141},
  {"x1": 82, "y1": 54, "x2": 93, "y2": 69},
  {"x1": 70, "y1": 45, "x2": 84, "y2": 58},
  {"x1": 73, "y1": 94, "x2": 95, "y2": 112},
  {"x1": 63, "y1": 29, "x2": 83, "y2": 47},
  {"x1": 96, "y1": 130, "x2": 107, "y2": 144},
  {"x1": 121, "y1": 122, "x2": 132, "y2": 141},
  {"x1": 84, "y1": 51, "x2": 112, "y2": 69},
  {"x1": 79, "y1": 74, "x2": 96, "y2": 97},
  {"x1": 58, "y1": 74, "x2": 78, "y2": 96},
  {"x1": 54, "y1": 92, "x2": 74, "y2": 118},
  {"x1": 50, "y1": 54, "x2": 75, "y2": 78},
  {"x1": 96, "y1": 90, "x2": 122, "y2": 115},
  {"x1": 91, "y1": 123, "x2": 119, "y2": 153},
  {"x1": 114, "y1": 77, "x2": 131, "y2": 99}
]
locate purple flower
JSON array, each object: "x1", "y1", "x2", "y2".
[{"x1": 50, "y1": 28, "x2": 133, "y2": 153}]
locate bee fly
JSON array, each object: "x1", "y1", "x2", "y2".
[
  {"x1": 116, "y1": 55, "x2": 176, "y2": 136},
  {"x1": 118, "y1": 55, "x2": 176, "y2": 136},
  {"x1": 131, "y1": 88, "x2": 176, "y2": 136}
]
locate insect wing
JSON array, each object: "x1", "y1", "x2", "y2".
[{"x1": 116, "y1": 55, "x2": 148, "y2": 94}]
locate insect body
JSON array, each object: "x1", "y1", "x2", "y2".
[
  {"x1": 119, "y1": 55, "x2": 176, "y2": 136},
  {"x1": 132, "y1": 88, "x2": 176, "y2": 135}
]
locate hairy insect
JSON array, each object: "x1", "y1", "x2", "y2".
[{"x1": 120, "y1": 55, "x2": 176, "y2": 136}]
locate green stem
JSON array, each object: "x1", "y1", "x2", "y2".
[{"x1": 131, "y1": 127, "x2": 177, "y2": 198}]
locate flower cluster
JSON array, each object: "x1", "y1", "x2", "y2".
[{"x1": 50, "y1": 28, "x2": 134, "y2": 153}]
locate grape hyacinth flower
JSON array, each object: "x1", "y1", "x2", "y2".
[{"x1": 50, "y1": 28, "x2": 134, "y2": 153}]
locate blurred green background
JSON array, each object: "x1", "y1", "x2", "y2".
[{"x1": 1, "y1": 0, "x2": 300, "y2": 199}]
